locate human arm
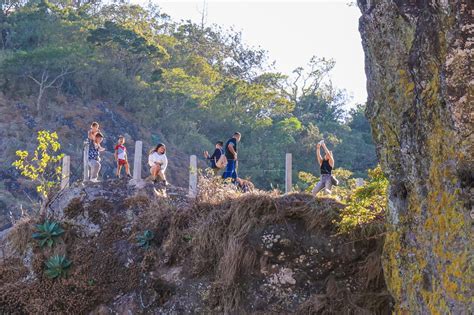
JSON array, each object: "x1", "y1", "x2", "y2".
[
  {"x1": 316, "y1": 144, "x2": 323, "y2": 166},
  {"x1": 114, "y1": 147, "x2": 118, "y2": 161},
  {"x1": 227, "y1": 143, "x2": 237, "y2": 159},
  {"x1": 321, "y1": 143, "x2": 334, "y2": 167}
]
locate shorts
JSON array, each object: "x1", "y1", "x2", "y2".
[{"x1": 118, "y1": 159, "x2": 128, "y2": 166}]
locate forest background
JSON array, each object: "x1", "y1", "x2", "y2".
[{"x1": 0, "y1": 0, "x2": 377, "y2": 223}]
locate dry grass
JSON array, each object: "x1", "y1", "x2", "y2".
[{"x1": 0, "y1": 179, "x2": 391, "y2": 314}]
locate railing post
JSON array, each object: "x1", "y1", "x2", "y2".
[
  {"x1": 83, "y1": 141, "x2": 89, "y2": 182},
  {"x1": 61, "y1": 155, "x2": 70, "y2": 190},
  {"x1": 285, "y1": 153, "x2": 292, "y2": 194},
  {"x1": 189, "y1": 155, "x2": 198, "y2": 198},
  {"x1": 133, "y1": 140, "x2": 143, "y2": 181}
]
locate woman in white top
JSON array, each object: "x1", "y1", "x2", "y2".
[{"x1": 148, "y1": 143, "x2": 168, "y2": 183}]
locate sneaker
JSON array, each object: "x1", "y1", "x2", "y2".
[
  {"x1": 90, "y1": 178, "x2": 99, "y2": 183},
  {"x1": 127, "y1": 174, "x2": 132, "y2": 178}
]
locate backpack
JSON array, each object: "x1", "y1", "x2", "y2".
[{"x1": 216, "y1": 154, "x2": 228, "y2": 169}]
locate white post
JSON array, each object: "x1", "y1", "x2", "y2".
[
  {"x1": 285, "y1": 153, "x2": 292, "y2": 194},
  {"x1": 189, "y1": 155, "x2": 198, "y2": 198},
  {"x1": 133, "y1": 140, "x2": 143, "y2": 180},
  {"x1": 83, "y1": 141, "x2": 89, "y2": 182},
  {"x1": 61, "y1": 155, "x2": 70, "y2": 190}
]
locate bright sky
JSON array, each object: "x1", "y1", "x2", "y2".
[{"x1": 131, "y1": 0, "x2": 367, "y2": 108}]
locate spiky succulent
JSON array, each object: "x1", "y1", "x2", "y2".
[
  {"x1": 137, "y1": 230, "x2": 154, "y2": 249},
  {"x1": 32, "y1": 220, "x2": 65, "y2": 247},
  {"x1": 45, "y1": 255, "x2": 72, "y2": 279}
]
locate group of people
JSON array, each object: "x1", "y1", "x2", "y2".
[
  {"x1": 86, "y1": 122, "x2": 168, "y2": 184},
  {"x1": 87, "y1": 122, "x2": 335, "y2": 195}
]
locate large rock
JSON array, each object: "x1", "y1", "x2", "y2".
[{"x1": 357, "y1": 1, "x2": 472, "y2": 313}]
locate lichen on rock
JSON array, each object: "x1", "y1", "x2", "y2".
[{"x1": 357, "y1": 0, "x2": 473, "y2": 313}]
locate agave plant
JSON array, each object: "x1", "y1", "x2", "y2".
[
  {"x1": 137, "y1": 230, "x2": 154, "y2": 249},
  {"x1": 32, "y1": 220, "x2": 65, "y2": 247},
  {"x1": 45, "y1": 255, "x2": 72, "y2": 279}
]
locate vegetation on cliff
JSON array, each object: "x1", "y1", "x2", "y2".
[{"x1": 0, "y1": 177, "x2": 392, "y2": 313}]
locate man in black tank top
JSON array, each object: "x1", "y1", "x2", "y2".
[{"x1": 312, "y1": 140, "x2": 335, "y2": 195}]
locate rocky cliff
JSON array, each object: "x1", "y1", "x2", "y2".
[
  {"x1": 0, "y1": 179, "x2": 392, "y2": 313},
  {"x1": 357, "y1": 1, "x2": 472, "y2": 313}
]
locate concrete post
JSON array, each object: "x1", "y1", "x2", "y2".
[
  {"x1": 61, "y1": 155, "x2": 70, "y2": 190},
  {"x1": 285, "y1": 153, "x2": 292, "y2": 194},
  {"x1": 133, "y1": 140, "x2": 143, "y2": 180},
  {"x1": 83, "y1": 141, "x2": 89, "y2": 182},
  {"x1": 189, "y1": 155, "x2": 198, "y2": 197}
]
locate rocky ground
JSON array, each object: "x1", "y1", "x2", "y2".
[{"x1": 0, "y1": 177, "x2": 392, "y2": 314}]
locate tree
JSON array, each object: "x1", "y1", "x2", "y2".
[
  {"x1": 12, "y1": 130, "x2": 64, "y2": 215},
  {"x1": 2, "y1": 46, "x2": 76, "y2": 111}
]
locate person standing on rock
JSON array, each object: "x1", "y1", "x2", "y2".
[
  {"x1": 312, "y1": 140, "x2": 334, "y2": 195},
  {"x1": 88, "y1": 132, "x2": 105, "y2": 182},
  {"x1": 148, "y1": 143, "x2": 168, "y2": 184},
  {"x1": 222, "y1": 132, "x2": 241, "y2": 182},
  {"x1": 114, "y1": 136, "x2": 132, "y2": 178}
]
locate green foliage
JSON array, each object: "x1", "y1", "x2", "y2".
[
  {"x1": 12, "y1": 130, "x2": 64, "y2": 199},
  {"x1": 1, "y1": 1, "x2": 378, "y2": 190},
  {"x1": 32, "y1": 219, "x2": 65, "y2": 248},
  {"x1": 137, "y1": 230, "x2": 154, "y2": 249},
  {"x1": 45, "y1": 255, "x2": 72, "y2": 279},
  {"x1": 337, "y1": 165, "x2": 388, "y2": 235}
]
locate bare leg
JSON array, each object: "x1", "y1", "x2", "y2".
[{"x1": 124, "y1": 161, "x2": 131, "y2": 175}]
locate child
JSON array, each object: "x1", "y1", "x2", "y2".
[
  {"x1": 87, "y1": 122, "x2": 104, "y2": 151},
  {"x1": 114, "y1": 136, "x2": 132, "y2": 178},
  {"x1": 88, "y1": 122, "x2": 100, "y2": 141}
]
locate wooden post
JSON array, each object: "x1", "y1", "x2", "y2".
[
  {"x1": 83, "y1": 140, "x2": 89, "y2": 182},
  {"x1": 133, "y1": 140, "x2": 143, "y2": 180},
  {"x1": 189, "y1": 155, "x2": 198, "y2": 198},
  {"x1": 285, "y1": 153, "x2": 292, "y2": 194},
  {"x1": 61, "y1": 155, "x2": 70, "y2": 190}
]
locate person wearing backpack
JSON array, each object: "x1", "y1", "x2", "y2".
[
  {"x1": 222, "y1": 132, "x2": 241, "y2": 181},
  {"x1": 204, "y1": 141, "x2": 225, "y2": 175}
]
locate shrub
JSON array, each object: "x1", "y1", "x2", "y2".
[
  {"x1": 32, "y1": 220, "x2": 65, "y2": 247},
  {"x1": 337, "y1": 165, "x2": 388, "y2": 236},
  {"x1": 137, "y1": 230, "x2": 154, "y2": 249},
  {"x1": 45, "y1": 255, "x2": 72, "y2": 279}
]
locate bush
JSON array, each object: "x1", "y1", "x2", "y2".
[
  {"x1": 45, "y1": 255, "x2": 72, "y2": 279},
  {"x1": 136, "y1": 230, "x2": 154, "y2": 249},
  {"x1": 337, "y1": 165, "x2": 388, "y2": 236},
  {"x1": 32, "y1": 220, "x2": 65, "y2": 248}
]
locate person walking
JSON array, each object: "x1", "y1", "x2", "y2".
[
  {"x1": 312, "y1": 140, "x2": 334, "y2": 195},
  {"x1": 222, "y1": 132, "x2": 241, "y2": 181},
  {"x1": 204, "y1": 141, "x2": 224, "y2": 175}
]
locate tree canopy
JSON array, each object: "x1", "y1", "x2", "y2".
[{"x1": 0, "y1": 0, "x2": 377, "y2": 189}]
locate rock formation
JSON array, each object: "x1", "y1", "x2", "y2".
[
  {"x1": 357, "y1": 1, "x2": 472, "y2": 313},
  {"x1": 0, "y1": 179, "x2": 392, "y2": 313}
]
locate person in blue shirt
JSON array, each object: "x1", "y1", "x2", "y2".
[
  {"x1": 222, "y1": 132, "x2": 241, "y2": 181},
  {"x1": 204, "y1": 141, "x2": 224, "y2": 175}
]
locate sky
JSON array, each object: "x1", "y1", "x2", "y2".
[{"x1": 130, "y1": 0, "x2": 367, "y2": 108}]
